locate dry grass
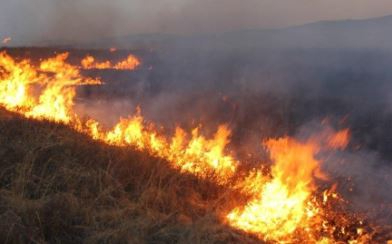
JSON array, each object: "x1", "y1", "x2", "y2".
[{"x1": 0, "y1": 109, "x2": 258, "y2": 244}]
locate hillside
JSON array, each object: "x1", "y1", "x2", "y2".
[
  {"x1": 0, "y1": 109, "x2": 254, "y2": 243},
  {"x1": 1, "y1": 47, "x2": 391, "y2": 243}
]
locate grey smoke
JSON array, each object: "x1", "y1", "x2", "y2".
[
  {"x1": 2, "y1": 0, "x2": 392, "y2": 226},
  {"x1": 2, "y1": 0, "x2": 392, "y2": 45}
]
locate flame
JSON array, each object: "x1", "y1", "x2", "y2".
[
  {"x1": 0, "y1": 51, "x2": 373, "y2": 242},
  {"x1": 0, "y1": 52, "x2": 100, "y2": 123},
  {"x1": 225, "y1": 129, "x2": 357, "y2": 242},
  {"x1": 85, "y1": 112, "x2": 237, "y2": 181},
  {"x1": 81, "y1": 55, "x2": 112, "y2": 70},
  {"x1": 0, "y1": 52, "x2": 38, "y2": 111},
  {"x1": 0, "y1": 51, "x2": 235, "y2": 182},
  {"x1": 27, "y1": 52, "x2": 101, "y2": 123},
  {"x1": 81, "y1": 54, "x2": 140, "y2": 70},
  {"x1": 113, "y1": 54, "x2": 141, "y2": 70},
  {"x1": 227, "y1": 138, "x2": 322, "y2": 241},
  {"x1": 327, "y1": 128, "x2": 350, "y2": 149}
]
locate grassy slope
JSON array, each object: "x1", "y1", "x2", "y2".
[{"x1": 0, "y1": 109, "x2": 257, "y2": 244}]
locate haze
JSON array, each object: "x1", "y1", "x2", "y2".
[{"x1": 1, "y1": 0, "x2": 392, "y2": 45}]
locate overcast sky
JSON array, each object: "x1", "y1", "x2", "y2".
[{"x1": 1, "y1": 0, "x2": 392, "y2": 44}]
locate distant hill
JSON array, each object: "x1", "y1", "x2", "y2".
[
  {"x1": 81, "y1": 15, "x2": 392, "y2": 50},
  {"x1": 219, "y1": 15, "x2": 392, "y2": 49}
]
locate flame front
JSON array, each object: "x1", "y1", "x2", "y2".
[
  {"x1": 0, "y1": 52, "x2": 236, "y2": 182},
  {"x1": 0, "y1": 52, "x2": 100, "y2": 123},
  {"x1": 0, "y1": 51, "x2": 371, "y2": 243},
  {"x1": 86, "y1": 114, "x2": 236, "y2": 181}
]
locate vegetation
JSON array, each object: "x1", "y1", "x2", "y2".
[{"x1": 0, "y1": 109, "x2": 256, "y2": 244}]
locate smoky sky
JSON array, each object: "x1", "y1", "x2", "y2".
[{"x1": 1, "y1": 0, "x2": 392, "y2": 45}]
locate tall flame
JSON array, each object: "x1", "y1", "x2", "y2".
[
  {"x1": 227, "y1": 138, "x2": 322, "y2": 241},
  {"x1": 0, "y1": 52, "x2": 37, "y2": 110},
  {"x1": 0, "y1": 52, "x2": 101, "y2": 123},
  {"x1": 226, "y1": 130, "x2": 353, "y2": 242}
]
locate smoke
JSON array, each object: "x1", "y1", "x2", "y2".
[
  {"x1": 324, "y1": 149, "x2": 392, "y2": 224},
  {"x1": 69, "y1": 45, "x2": 392, "y2": 163},
  {"x1": 295, "y1": 122, "x2": 392, "y2": 224},
  {"x1": 3, "y1": 0, "x2": 392, "y2": 225},
  {"x1": 2, "y1": 0, "x2": 392, "y2": 45}
]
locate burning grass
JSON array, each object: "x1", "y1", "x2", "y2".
[
  {"x1": 0, "y1": 109, "x2": 254, "y2": 243},
  {"x1": 0, "y1": 109, "x2": 388, "y2": 243},
  {"x1": 0, "y1": 50, "x2": 391, "y2": 243}
]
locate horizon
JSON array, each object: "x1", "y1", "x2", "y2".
[
  {"x1": 3, "y1": 13, "x2": 392, "y2": 48},
  {"x1": 1, "y1": 0, "x2": 392, "y2": 46}
]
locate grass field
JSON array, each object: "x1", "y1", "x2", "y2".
[{"x1": 0, "y1": 109, "x2": 260, "y2": 244}]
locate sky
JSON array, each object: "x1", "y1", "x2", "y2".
[{"x1": 1, "y1": 0, "x2": 392, "y2": 44}]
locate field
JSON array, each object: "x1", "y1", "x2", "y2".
[
  {"x1": 0, "y1": 46, "x2": 392, "y2": 243},
  {"x1": 0, "y1": 109, "x2": 261, "y2": 243}
]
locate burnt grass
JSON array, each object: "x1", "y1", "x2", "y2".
[{"x1": 0, "y1": 109, "x2": 259, "y2": 244}]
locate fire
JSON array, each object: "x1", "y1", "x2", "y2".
[
  {"x1": 0, "y1": 51, "x2": 236, "y2": 182},
  {"x1": 224, "y1": 129, "x2": 368, "y2": 243},
  {"x1": 227, "y1": 138, "x2": 323, "y2": 241},
  {"x1": 327, "y1": 128, "x2": 350, "y2": 149},
  {"x1": 0, "y1": 51, "x2": 374, "y2": 242},
  {"x1": 27, "y1": 53, "x2": 101, "y2": 123},
  {"x1": 2, "y1": 37, "x2": 11, "y2": 45},
  {"x1": 85, "y1": 113, "x2": 237, "y2": 181},
  {"x1": 81, "y1": 55, "x2": 111, "y2": 70},
  {"x1": 81, "y1": 54, "x2": 140, "y2": 70},
  {"x1": 113, "y1": 54, "x2": 141, "y2": 70},
  {"x1": 0, "y1": 52, "x2": 38, "y2": 111},
  {"x1": 0, "y1": 52, "x2": 100, "y2": 124}
]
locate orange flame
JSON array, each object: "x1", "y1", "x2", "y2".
[
  {"x1": 0, "y1": 52, "x2": 100, "y2": 124},
  {"x1": 28, "y1": 53, "x2": 100, "y2": 123},
  {"x1": 327, "y1": 128, "x2": 350, "y2": 149},
  {"x1": 227, "y1": 137, "x2": 322, "y2": 241},
  {"x1": 0, "y1": 51, "x2": 370, "y2": 242},
  {"x1": 225, "y1": 128, "x2": 354, "y2": 242},
  {"x1": 0, "y1": 51, "x2": 235, "y2": 182},
  {"x1": 85, "y1": 112, "x2": 237, "y2": 181},
  {"x1": 81, "y1": 54, "x2": 140, "y2": 70}
]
